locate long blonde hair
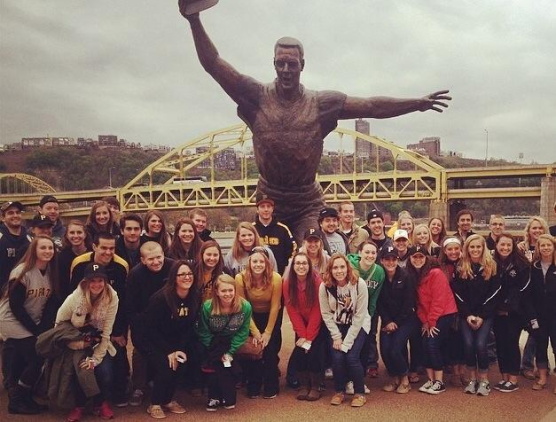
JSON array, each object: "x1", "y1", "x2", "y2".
[
  {"x1": 458, "y1": 234, "x2": 497, "y2": 280},
  {"x1": 412, "y1": 223, "x2": 439, "y2": 255},
  {"x1": 242, "y1": 248, "x2": 274, "y2": 289},
  {"x1": 231, "y1": 222, "x2": 262, "y2": 261},
  {"x1": 521, "y1": 216, "x2": 549, "y2": 251},
  {"x1": 211, "y1": 274, "x2": 245, "y2": 315}
]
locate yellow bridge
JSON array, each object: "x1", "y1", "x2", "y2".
[{"x1": 1, "y1": 124, "x2": 555, "y2": 225}]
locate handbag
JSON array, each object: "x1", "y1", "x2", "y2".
[{"x1": 235, "y1": 336, "x2": 263, "y2": 360}]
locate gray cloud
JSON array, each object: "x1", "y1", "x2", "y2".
[{"x1": 1, "y1": 0, "x2": 555, "y2": 164}]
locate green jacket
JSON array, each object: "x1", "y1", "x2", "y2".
[{"x1": 347, "y1": 254, "x2": 385, "y2": 317}]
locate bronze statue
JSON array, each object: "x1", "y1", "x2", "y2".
[{"x1": 178, "y1": 1, "x2": 452, "y2": 243}]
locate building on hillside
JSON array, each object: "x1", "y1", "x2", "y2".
[
  {"x1": 22, "y1": 137, "x2": 76, "y2": 148},
  {"x1": 407, "y1": 137, "x2": 441, "y2": 157},
  {"x1": 98, "y1": 135, "x2": 118, "y2": 148}
]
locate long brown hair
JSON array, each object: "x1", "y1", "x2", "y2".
[
  {"x1": 143, "y1": 210, "x2": 170, "y2": 252},
  {"x1": 195, "y1": 240, "x2": 223, "y2": 281},
  {"x1": 324, "y1": 253, "x2": 358, "y2": 288},
  {"x1": 163, "y1": 260, "x2": 200, "y2": 318},
  {"x1": 168, "y1": 218, "x2": 203, "y2": 261},
  {"x1": 287, "y1": 251, "x2": 317, "y2": 308},
  {"x1": 86, "y1": 201, "x2": 116, "y2": 234},
  {"x1": 7, "y1": 235, "x2": 59, "y2": 298},
  {"x1": 62, "y1": 219, "x2": 92, "y2": 250}
]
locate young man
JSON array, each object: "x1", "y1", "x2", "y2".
[
  {"x1": 189, "y1": 208, "x2": 214, "y2": 241},
  {"x1": 38, "y1": 195, "x2": 65, "y2": 249},
  {"x1": 362, "y1": 209, "x2": 393, "y2": 258},
  {"x1": 253, "y1": 194, "x2": 296, "y2": 275},
  {"x1": 0, "y1": 201, "x2": 31, "y2": 290},
  {"x1": 179, "y1": 4, "x2": 451, "y2": 244},
  {"x1": 318, "y1": 207, "x2": 349, "y2": 256},
  {"x1": 125, "y1": 242, "x2": 175, "y2": 407},
  {"x1": 486, "y1": 214, "x2": 505, "y2": 251},
  {"x1": 70, "y1": 233, "x2": 130, "y2": 406},
  {"x1": 116, "y1": 213, "x2": 143, "y2": 269},
  {"x1": 338, "y1": 201, "x2": 369, "y2": 254},
  {"x1": 453, "y1": 209, "x2": 475, "y2": 242}
]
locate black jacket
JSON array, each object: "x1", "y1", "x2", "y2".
[
  {"x1": 452, "y1": 263, "x2": 501, "y2": 319},
  {"x1": 0, "y1": 223, "x2": 31, "y2": 290},
  {"x1": 253, "y1": 217, "x2": 296, "y2": 275},
  {"x1": 377, "y1": 267, "x2": 416, "y2": 326}
]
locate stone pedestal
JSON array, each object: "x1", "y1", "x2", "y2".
[
  {"x1": 429, "y1": 200, "x2": 448, "y2": 225},
  {"x1": 540, "y1": 176, "x2": 556, "y2": 226}
]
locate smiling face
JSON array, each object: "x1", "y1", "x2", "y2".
[
  {"x1": 381, "y1": 256, "x2": 399, "y2": 275},
  {"x1": 293, "y1": 255, "x2": 310, "y2": 278},
  {"x1": 368, "y1": 217, "x2": 384, "y2": 238},
  {"x1": 41, "y1": 201, "x2": 59, "y2": 222},
  {"x1": 359, "y1": 243, "x2": 377, "y2": 267},
  {"x1": 66, "y1": 223, "x2": 86, "y2": 248},
  {"x1": 528, "y1": 220, "x2": 545, "y2": 243},
  {"x1": 538, "y1": 238, "x2": 555, "y2": 260},
  {"x1": 304, "y1": 238, "x2": 321, "y2": 256},
  {"x1": 176, "y1": 264, "x2": 194, "y2": 293},
  {"x1": 496, "y1": 235, "x2": 513, "y2": 259},
  {"x1": 489, "y1": 217, "x2": 505, "y2": 237},
  {"x1": 147, "y1": 215, "x2": 163, "y2": 236},
  {"x1": 457, "y1": 213, "x2": 473, "y2": 233},
  {"x1": 94, "y1": 205, "x2": 111, "y2": 228},
  {"x1": 36, "y1": 238, "x2": 55, "y2": 263},
  {"x1": 444, "y1": 243, "x2": 462, "y2": 262},
  {"x1": 2, "y1": 206, "x2": 23, "y2": 230},
  {"x1": 122, "y1": 220, "x2": 141, "y2": 244},
  {"x1": 192, "y1": 213, "x2": 207, "y2": 233},
  {"x1": 331, "y1": 257, "x2": 348, "y2": 284},
  {"x1": 429, "y1": 218, "x2": 443, "y2": 237},
  {"x1": 238, "y1": 227, "x2": 255, "y2": 251},
  {"x1": 409, "y1": 253, "x2": 427, "y2": 269},
  {"x1": 274, "y1": 46, "x2": 304, "y2": 94},
  {"x1": 339, "y1": 203, "x2": 355, "y2": 226},
  {"x1": 202, "y1": 246, "x2": 220, "y2": 269},
  {"x1": 467, "y1": 238, "x2": 484, "y2": 263},
  {"x1": 320, "y1": 217, "x2": 339, "y2": 234},
  {"x1": 93, "y1": 238, "x2": 116, "y2": 266},
  {"x1": 414, "y1": 226, "x2": 431, "y2": 246},
  {"x1": 141, "y1": 245, "x2": 164, "y2": 273},
  {"x1": 249, "y1": 252, "x2": 267, "y2": 277},
  {"x1": 216, "y1": 281, "x2": 235, "y2": 306},
  {"x1": 88, "y1": 277, "x2": 106, "y2": 296},
  {"x1": 178, "y1": 223, "x2": 196, "y2": 245},
  {"x1": 399, "y1": 218, "x2": 413, "y2": 236}
]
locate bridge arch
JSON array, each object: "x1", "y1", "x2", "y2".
[{"x1": 0, "y1": 173, "x2": 57, "y2": 195}]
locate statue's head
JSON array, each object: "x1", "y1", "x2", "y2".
[{"x1": 273, "y1": 37, "x2": 305, "y2": 94}]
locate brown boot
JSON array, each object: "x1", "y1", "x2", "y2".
[
  {"x1": 306, "y1": 373, "x2": 322, "y2": 401},
  {"x1": 296, "y1": 372, "x2": 310, "y2": 400}
]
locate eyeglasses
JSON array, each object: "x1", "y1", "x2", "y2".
[{"x1": 177, "y1": 272, "x2": 194, "y2": 278}]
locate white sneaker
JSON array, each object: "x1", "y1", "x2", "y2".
[
  {"x1": 324, "y1": 368, "x2": 333, "y2": 379},
  {"x1": 345, "y1": 381, "x2": 354, "y2": 395},
  {"x1": 419, "y1": 380, "x2": 434, "y2": 393},
  {"x1": 364, "y1": 384, "x2": 371, "y2": 394}
]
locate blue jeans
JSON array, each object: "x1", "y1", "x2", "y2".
[
  {"x1": 380, "y1": 317, "x2": 419, "y2": 377},
  {"x1": 330, "y1": 328, "x2": 367, "y2": 394},
  {"x1": 460, "y1": 317, "x2": 494, "y2": 373},
  {"x1": 422, "y1": 314, "x2": 456, "y2": 371}
]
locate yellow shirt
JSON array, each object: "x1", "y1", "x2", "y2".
[{"x1": 235, "y1": 272, "x2": 282, "y2": 337}]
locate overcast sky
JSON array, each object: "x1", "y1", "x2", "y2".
[{"x1": 1, "y1": 0, "x2": 555, "y2": 164}]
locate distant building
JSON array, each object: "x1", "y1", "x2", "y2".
[
  {"x1": 195, "y1": 146, "x2": 236, "y2": 170},
  {"x1": 98, "y1": 135, "x2": 118, "y2": 148},
  {"x1": 355, "y1": 119, "x2": 371, "y2": 158},
  {"x1": 22, "y1": 137, "x2": 75, "y2": 148},
  {"x1": 407, "y1": 137, "x2": 441, "y2": 157}
]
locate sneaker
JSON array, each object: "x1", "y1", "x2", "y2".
[
  {"x1": 396, "y1": 383, "x2": 411, "y2": 394},
  {"x1": 147, "y1": 405, "x2": 166, "y2": 419},
  {"x1": 67, "y1": 407, "x2": 84, "y2": 422},
  {"x1": 130, "y1": 389, "x2": 144, "y2": 407},
  {"x1": 493, "y1": 380, "x2": 506, "y2": 391},
  {"x1": 330, "y1": 392, "x2": 345, "y2": 406},
  {"x1": 114, "y1": 398, "x2": 128, "y2": 408},
  {"x1": 427, "y1": 380, "x2": 446, "y2": 395},
  {"x1": 163, "y1": 401, "x2": 186, "y2": 414},
  {"x1": 324, "y1": 368, "x2": 334, "y2": 379},
  {"x1": 498, "y1": 382, "x2": 519, "y2": 393},
  {"x1": 364, "y1": 384, "x2": 371, "y2": 394},
  {"x1": 476, "y1": 381, "x2": 491, "y2": 396},
  {"x1": 206, "y1": 399, "x2": 220, "y2": 412},
  {"x1": 419, "y1": 380, "x2": 434, "y2": 393},
  {"x1": 350, "y1": 394, "x2": 366, "y2": 407},
  {"x1": 223, "y1": 404, "x2": 235, "y2": 410},
  {"x1": 382, "y1": 381, "x2": 399, "y2": 392},
  {"x1": 95, "y1": 401, "x2": 114, "y2": 420},
  {"x1": 263, "y1": 393, "x2": 277, "y2": 399},
  {"x1": 345, "y1": 381, "x2": 354, "y2": 395},
  {"x1": 464, "y1": 380, "x2": 478, "y2": 394}
]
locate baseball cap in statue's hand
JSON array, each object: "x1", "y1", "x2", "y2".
[
  {"x1": 182, "y1": 0, "x2": 219, "y2": 15},
  {"x1": 30, "y1": 214, "x2": 54, "y2": 228}
]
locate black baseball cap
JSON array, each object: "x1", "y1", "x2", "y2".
[
  {"x1": 408, "y1": 245, "x2": 429, "y2": 257},
  {"x1": 1, "y1": 201, "x2": 24, "y2": 214},
  {"x1": 255, "y1": 193, "x2": 274, "y2": 207},
  {"x1": 367, "y1": 209, "x2": 384, "y2": 221},
  {"x1": 39, "y1": 195, "x2": 58, "y2": 207},
  {"x1": 304, "y1": 228, "x2": 324, "y2": 241},
  {"x1": 318, "y1": 207, "x2": 339, "y2": 222},
  {"x1": 381, "y1": 246, "x2": 398, "y2": 259},
  {"x1": 83, "y1": 263, "x2": 109, "y2": 281},
  {"x1": 30, "y1": 214, "x2": 54, "y2": 228}
]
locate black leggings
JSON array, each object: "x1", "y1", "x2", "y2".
[{"x1": 3, "y1": 336, "x2": 43, "y2": 389}]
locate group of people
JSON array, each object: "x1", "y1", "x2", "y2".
[{"x1": 0, "y1": 193, "x2": 555, "y2": 420}]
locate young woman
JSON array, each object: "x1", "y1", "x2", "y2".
[
  {"x1": 452, "y1": 234, "x2": 500, "y2": 396},
  {"x1": 141, "y1": 210, "x2": 171, "y2": 253},
  {"x1": 347, "y1": 241, "x2": 384, "y2": 384},
  {"x1": 407, "y1": 246, "x2": 458, "y2": 395},
  {"x1": 377, "y1": 246, "x2": 419, "y2": 395},
  {"x1": 236, "y1": 247, "x2": 283, "y2": 399},
  {"x1": 285, "y1": 229, "x2": 329, "y2": 279},
  {"x1": 141, "y1": 261, "x2": 200, "y2": 418},
  {"x1": 56, "y1": 263, "x2": 118, "y2": 422},
  {"x1": 197, "y1": 274, "x2": 252, "y2": 411},
  {"x1": 413, "y1": 223, "x2": 441, "y2": 258},
  {"x1": 196, "y1": 240, "x2": 224, "y2": 303},
  {"x1": 283, "y1": 252, "x2": 325, "y2": 401},
  {"x1": 428, "y1": 217, "x2": 447, "y2": 246},
  {"x1": 492, "y1": 233, "x2": 531, "y2": 393},
  {"x1": 0, "y1": 235, "x2": 59, "y2": 415},
  {"x1": 224, "y1": 222, "x2": 277, "y2": 277},
  {"x1": 398, "y1": 213, "x2": 414, "y2": 242},
  {"x1": 58, "y1": 220, "x2": 91, "y2": 299},
  {"x1": 319, "y1": 253, "x2": 370, "y2": 408},
  {"x1": 85, "y1": 201, "x2": 119, "y2": 241},
  {"x1": 439, "y1": 237, "x2": 467, "y2": 387},
  {"x1": 528, "y1": 234, "x2": 556, "y2": 392},
  {"x1": 167, "y1": 218, "x2": 203, "y2": 266}
]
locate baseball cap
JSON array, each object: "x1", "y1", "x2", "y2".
[
  {"x1": 1, "y1": 201, "x2": 24, "y2": 214},
  {"x1": 381, "y1": 246, "x2": 398, "y2": 259},
  {"x1": 318, "y1": 207, "x2": 339, "y2": 221},
  {"x1": 83, "y1": 263, "x2": 109, "y2": 281},
  {"x1": 408, "y1": 245, "x2": 429, "y2": 257},
  {"x1": 255, "y1": 193, "x2": 274, "y2": 207},
  {"x1": 366, "y1": 209, "x2": 383, "y2": 221},
  {"x1": 30, "y1": 214, "x2": 54, "y2": 228},
  {"x1": 39, "y1": 195, "x2": 58, "y2": 207},
  {"x1": 393, "y1": 229, "x2": 409, "y2": 241},
  {"x1": 304, "y1": 228, "x2": 324, "y2": 241}
]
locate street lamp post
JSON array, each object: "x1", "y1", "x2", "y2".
[
  {"x1": 109, "y1": 167, "x2": 114, "y2": 188},
  {"x1": 484, "y1": 129, "x2": 489, "y2": 167}
]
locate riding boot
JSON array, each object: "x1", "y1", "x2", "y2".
[
  {"x1": 306, "y1": 373, "x2": 322, "y2": 401},
  {"x1": 8, "y1": 385, "x2": 41, "y2": 415},
  {"x1": 296, "y1": 371, "x2": 310, "y2": 400}
]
